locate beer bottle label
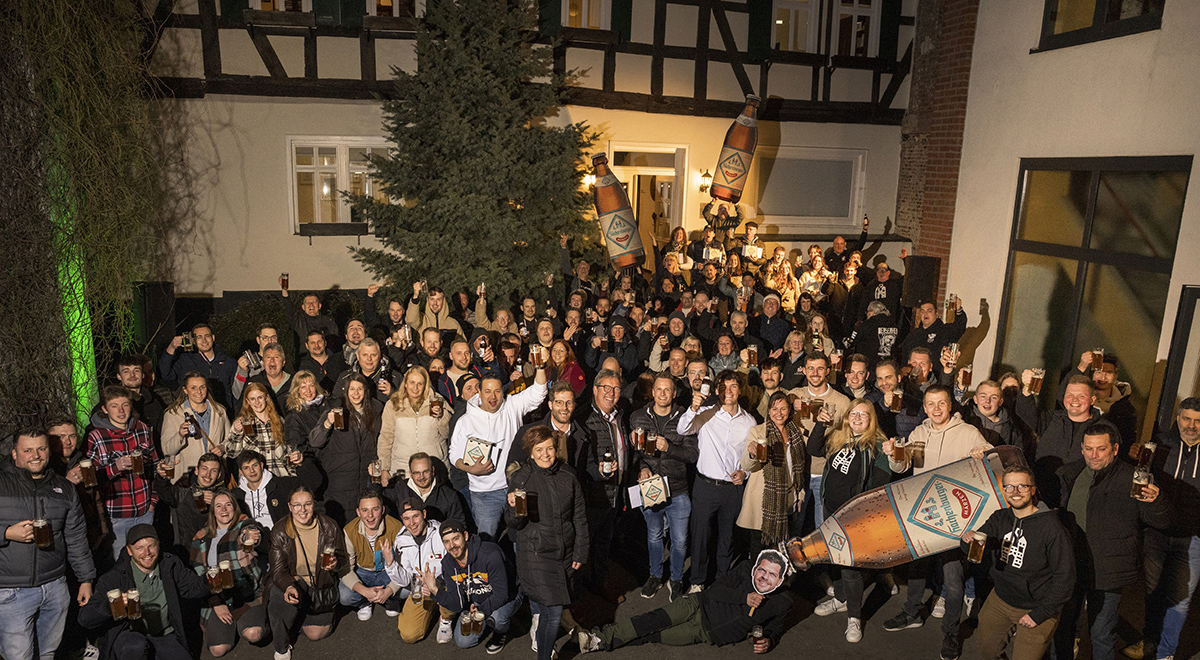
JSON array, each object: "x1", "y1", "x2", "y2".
[
  {"x1": 735, "y1": 114, "x2": 758, "y2": 128},
  {"x1": 597, "y1": 173, "x2": 620, "y2": 187},
  {"x1": 598, "y1": 206, "x2": 640, "y2": 258},
  {"x1": 712, "y1": 145, "x2": 754, "y2": 192}
]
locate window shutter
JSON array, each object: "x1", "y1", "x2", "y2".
[
  {"x1": 612, "y1": 0, "x2": 632, "y2": 41},
  {"x1": 747, "y1": 0, "x2": 772, "y2": 62}
]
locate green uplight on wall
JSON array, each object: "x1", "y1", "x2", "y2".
[{"x1": 51, "y1": 163, "x2": 97, "y2": 428}]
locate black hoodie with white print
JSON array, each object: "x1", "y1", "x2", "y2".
[{"x1": 967, "y1": 502, "x2": 1075, "y2": 624}]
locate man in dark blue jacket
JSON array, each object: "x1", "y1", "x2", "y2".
[
  {"x1": 421, "y1": 519, "x2": 518, "y2": 653},
  {"x1": 158, "y1": 323, "x2": 237, "y2": 411}
]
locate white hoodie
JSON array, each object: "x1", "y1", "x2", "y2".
[
  {"x1": 449, "y1": 380, "x2": 547, "y2": 493},
  {"x1": 895, "y1": 413, "x2": 992, "y2": 475},
  {"x1": 239, "y1": 469, "x2": 276, "y2": 529}
]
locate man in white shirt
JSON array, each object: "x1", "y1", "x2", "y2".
[
  {"x1": 680, "y1": 370, "x2": 756, "y2": 591},
  {"x1": 449, "y1": 366, "x2": 547, "y2": 539}
]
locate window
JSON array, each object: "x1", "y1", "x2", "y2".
[
  {"x1": 995, "y1": 156, "x2": 1191, "y2": 430},
  {"x1": 564, "y1": 0, "x2": 609, "y2": 30},
  {"x1": 774, "y1": 0, "x2": 817, "y2": 53},
  {"x1": 751, "y1": 145, "x2": 866, "y2": 231},
  {"x1": 836, "y1": 0, "x2": 879, "y2": 57},
  {"x1": 288, "y1": 137, "x2": 391, "y2": 235},
  {"x1": 1036, "y1": 0, "x2": 1164, "y2": 51}
]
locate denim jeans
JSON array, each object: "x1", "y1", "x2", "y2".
[
  {"x1": 338, "y1": 566, "x2": 406, "y2": 610},
  {"x1": 453, "y1": 596, "x2": 519, "y2": 648},
  {"x1": 643, "y1": 493, "x2": 691, "y2": 582},
  {"x1": 1053, "y1": 589, "x2": 1122, "y2": 660},
  {"x1": 470, "y1": 488, "x2": 508, "y2": 540},
  {"x1": 800, "y1": 474, "x2": 824, "y2": 532},
  {"x1": 530, "y1": 601, "x2": 563, "y2": 660},
  {"x1": 0, "y1": 576, "x2": 70, "y2": 660},
  {"x1": 1143, "y1": 530, "x2": 1200, "y2": 658},
  {"x1": 110, "y1": 508, "x2": 155, "y2": 560},
  {"x1": 904, "y1": 551, "x2": 966, "y2": 636}
]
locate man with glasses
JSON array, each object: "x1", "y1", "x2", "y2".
[
  {"x1": 388, "y1": 453, "x2": 467, "y2": 524},
  {"x1": 582, "y1": 370, "x2": 631, "y2": 602},
  {"x1": 231, "y1": 323, "x2": 280, "y2": 402},
  {"x1": 160, "y1": 323, "x2": 238, "y2": 409},
  {"x1": 963, "y1": 466, "x2": 1074, "y2": 660},
  {"x1": 510, "y1": 382, "x2": 591, "y2": 477}
]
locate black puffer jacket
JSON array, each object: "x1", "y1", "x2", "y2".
[
  {"x1": 308, "y1": 400, "x2": 380, "y2": 525},
  {"x1": 1057, "y1": 458, "x2": 1170, "y2": 591},
  {"x1": 628, "y1": 403, "x2": 699, "y2": 496},
  {"x1": 0, "y1": 462, "x2": 95, "y2": 588},
  {"x1": 699, "y1": 557, "x2": 793, "y2": 646},
  {"x1": 505, "y1": 460, "x2": 589, "y2": 607}
]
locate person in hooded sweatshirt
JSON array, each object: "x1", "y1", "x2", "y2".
[
  {"x1": 577, "y1": 549, "x2": 793, "y2": 654},
  {"x1": 881, "y1": 385, "x2": 992, "y2": 660},
  {"x1": 406, "y1": 282, "x2": 466, "y2": 346},
  {"x1": 230, "y1": 450, "x2": 306, "y2": 532},
  {"x1": 449, "y1": 362, "x2": 548, "y2": 539},
  {"x1": 963, "y1": 465, "x2": 1074, "y2": 660}
]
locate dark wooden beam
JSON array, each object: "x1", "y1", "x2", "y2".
[
  {"x1": 878, "y1": 40, "x2": 912, "y2": 108},
  {"x1": 197, "y1": 0, "x2": 222, "y2": 78},
  {"x1": 669, "y1": 0, "x2": 748, "y2": 13},
  {"x1": 603, "y1": 45, "x2": 616, "y2": 93},
  {"x1": 304, "y1": 29, "x2": 318, "y2": 78},
  {"x1": 360, "y1": 31, "x2": 377, "y2": 83},
  {"x1": 758, "y1": 58, "x2": 770, "y2": 99},
  {"x1": 650, "y1": 0, "x2": 667, "y2": 97},
  {"x1": 694, "y1": 2, "x2": 710, "y2": 106},
  {"x1": 248, "y1": 26, "x2": 289, "y2": 79},
  {"x1": 710, "y1": 4, "x2": 754, "y2": 97}
]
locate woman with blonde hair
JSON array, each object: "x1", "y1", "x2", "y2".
[
  {"x1": 805, "y1": 399, "x2": 894, "y2": 643},
  {"x1": 283, "y1": 370, "x2": 327, "y2": 460},
  {"x1": 226, "y1": 382, "x2": 300, "y2": 477},
  {"x1": 379, "y1": 365, "x2": 450, "y2": 482}
]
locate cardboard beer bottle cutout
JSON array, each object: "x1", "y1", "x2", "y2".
[
  {"x1": 710, "y1": 95, "x2": 760, "y2": 204},
  {"x1": 592, "y1": 153, "x2": 646, "y2": 270},
  {"x1": 785, "y1": 445, "x2": 1025, "y2": 570}
]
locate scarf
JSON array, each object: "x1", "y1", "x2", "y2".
[{"x1": 761, "y1": 418, "x2": 807, "y2": 547}]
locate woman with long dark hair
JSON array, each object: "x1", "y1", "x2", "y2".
[
  {"x1": 308, "y1": 374, "x2": 380, "y2": 525},
  {"x1": 737, "y1": 391, "x2": 809, "y2": 554},
  {"x1": 546, "y1": 339, "x2": 586, "y2": 396}
]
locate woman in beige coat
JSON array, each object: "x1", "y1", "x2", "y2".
[
  {"x1": 161, "y1": 372, "x2": 231, "y2": 474},
  {"x1": 737, "y1": 391, "x2": 808, "y2": 555},
  {"x1": 378, "y1": 365, "x2": 450, "y2": 484}
]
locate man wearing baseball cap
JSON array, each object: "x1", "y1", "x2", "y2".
[{"x1": 79, "y1": 524, "x2": 208, "y2": 659}]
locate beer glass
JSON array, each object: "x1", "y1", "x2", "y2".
[
  {"x1": 163, "y1": 459, "x2": 176, "y2": 480},
  {"x1": 967, "y1": 532, "x2": 987, "y2": 564},
  {"x1": 748, "y1": 344, "x2": 759, "y2": 366},
  {"x1": 631, "y1": 428, "x2": 646, "y2": 452},
  {"x1": 459, "y1": 611, "x2": 473, "y2": 636},
  {"x1": 891, "y1": 438, "x2": 909, "y2": 463},
  {"x1": 645, "y1": 435, "x2": 660, "y2": 458},
  {"x1": 1030, "y1": 368, "x2": 1045, "y2": 395},
  {"x1": 809, "y1": 399, "x2": 824, "y2": 422},
  {"x1": 244, "y1": 350, "x2": 262, "y2": 371},
  {"x1": 194, "y1": 489, "x2": 209, "y2": 513},
  {"x1": 1131, "y1": 469, "x2": 1151, "y2": 499},
  {"x1": 207, "y1": 567, "x2": 222, "y2": 593},
  {"x1": 241, "y1": 530, "x2": 256, "y2": 554},
  {"x1": 599, "y1": 337, "x2": 611, "y2": 352},
  {"x1": 411, "y1": 575, "x2": 424, "y2": 604},
  {"x1": 754, "y1": 441, "x2": 768, "y2": 463},
  {"x1": 332, "y1": 407, "x2": 347, "y2": 432},
  {"x1": 430, "y1": 399, "x2": 444, "y2": 419},
  {"x1": 124, "y1": 591, "x2": 142, "y2": 620},
  {"x1": 280, "y1": 272, "x2": 289, "y2": 289},
  {"x1": 889, "y1": 390, "x2": 903, "y2": 413},
  {"x1": 32, "y1": 519, "x2": 51, "y2": 549},
  {"x1": 218, "y1": 560, "x2": 234, "y2": 589},
  {"x1": 513, "y1": 488, "x2": 528, "y2": 517},
  {"x1": 321, "y1": 546, "x2": 337, "y2": 571},
  {"x1": 129, "y1": 450, "x2": 144, "y2": 474},
  {"x1": 530, "y1": 346, "x2": 545, "y2": 368},
  {"x1": 243, "y1": 416, "x2": 256, "y2": 438},
  {"x1": 911, "y1": 442, "x2": 926, "y2": 469},
  {"x1": 944, "y1": 294, "x2": 957, "y2": 324},
  {"x1": 947, "y1": 343, "x2": 960, "y2": 366},
  {"x1": 79, "y1": 459, "x2": 97, "y2": 488},
  {"x1": 831, "y1": 349, "x2": 843, "y2": 373},
  {"x1": 960, "y1": 365, "x2": 974, "y2": 388},
  {"x1": 750, "y1": 625, "x2": 764, "y2": 640},
  {"x1": 1091, "y1": 348, "x2": 1105, "y2": 371},
  {"x1": 181, "y1": 332, "x2": 194, "y2": 351},
  {"x1": 369, "y1": 461, "x2": 383, "y2": 485},
  {"x1": 107, "y1": 589, "x2": 126, "y2": 620},
  {"x1": 471, "y1": 610, "x2": 486, "y2": 635}
]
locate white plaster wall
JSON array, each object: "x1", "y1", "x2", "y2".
[{"x1": 949, "y1": 0, "x2": 1200, "y2": 368}]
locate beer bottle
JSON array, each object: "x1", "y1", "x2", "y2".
[
  {"x1": 785, "y1": 446, "x2": 1026, "y2": 570},
  {"x1": 591, "y1": 154, "x2": 646, "y2": 271},
  {"x1": 709, "y1": 95, "x2": 761, "y2": 204}
]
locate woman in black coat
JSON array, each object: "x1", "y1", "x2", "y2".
[
  {"x1": 308, "y1": 373, "x2": 380, "y2": 525},
  {"x1": 505, "y1": 426, "x2": 589, "y2": 660}
]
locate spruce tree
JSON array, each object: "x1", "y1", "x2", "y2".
[{"x1": 352, "y1": 0, "x2": 599, "y2": 304}]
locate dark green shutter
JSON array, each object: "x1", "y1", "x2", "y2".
[
  {"x1": 539, "y1": 0, "x2": 560, "y2": 36},
  {"x1": 220, "y1": 0, "x2": 249, "y2": 25},
  {"x1": 341, "y1": 0, "x2": 365, "y2": 28},
  {"x1": 611, "y1": 0, "x2": 632, "y2": 41},
  {"x1": 746, "y1": 0, "x2": 771, "y2": 62},
  {"x1": 879, "y1": 0, "x2": 902, "y2": 61}
]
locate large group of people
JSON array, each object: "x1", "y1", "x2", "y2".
[{"x1": 1, "y1": 221, "x2": 1197, "y2": 660}]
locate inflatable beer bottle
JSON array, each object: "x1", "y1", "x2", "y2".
[
  {"x1": 709, "y1": 95, "x2": 760, "y2": 204},
  {"x1": 785, "y1": 446, "x2": 1025, "y2": 569},
  {"x1": 591, "y1": 153, "x2": 646, "y2": 270}
]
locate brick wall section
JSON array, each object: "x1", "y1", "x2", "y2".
[{"x1": 894, "y1": 0, "x2": 981, "y2": 298}]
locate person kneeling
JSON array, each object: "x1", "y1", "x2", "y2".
[
  {"x1": 383, "y1": 497, "x2": 459, "y2": 644},
  {"x1": 338, "y1": 490, "x2": 407, "y2": 621},
  {"x1": 579, "y1": 549, "x2": 792, "y2": 654}
]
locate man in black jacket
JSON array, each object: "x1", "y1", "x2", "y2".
[
  {"x1": 153, "y1": 452, "x2": 225, "y2": 551},
  {"x1": 960, "y1": 380, "x2": 1032, "y2": 452},
  {"x1": 965, "y1": 465, "x2": 1074, "y2": 660},
  {"x1": 0, "y1": 429, "x2": 96, "y2": 660},
  {"x1": 422, "y1": 519, "x2": 519, "y2": 653},
  {"x1": 629, "y1": 374, "x2": 699, "y2": 601},
  {"x1": 388, "y1": 452, "x2": 468, "y2": 524},
  {"x1": 581, "y1": 369, "x2": 632, "y2": 601},
  {"x1": 1053, "y1": 421, "x2": 1171, "y2": 660},
  {"x1": 231, "y1": 450, "x2": 305, "y2": 531},
  {"x1": 78, "y1": 524, "x2": 208, "y2": 660},
  {"x1": 509, "y1": 382, "x2": 593, "y2": 477},
  {"x1": 1017, "y1": 373, "x2": 1102, "y2": 508},
  {"x1": 159, "y1": 323, "x2": 238, "y2": 411},
  {"x1": 279, "y1": 282, "x2": 340, "y2": 346},
  {"x1": 578, "y1": 550, "x2": 793, "y2": 654},
  {"x1": 897, "y1": 297, "x2": 967, "y2": 364}
]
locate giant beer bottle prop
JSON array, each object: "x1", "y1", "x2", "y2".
[
  {"x1": 785, "y1": 446, "x2": 1025, "y2": 570},
  {"x1": 592, "y1": 153, "x2": 646, "y2": 270},
  {"x1": 709, "y1": 95, "x2": 761, "y2": 204}
]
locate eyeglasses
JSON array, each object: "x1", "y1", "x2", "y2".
[
  {"x1": 847, "y1": 411, "x2": 870, "y2": 419},
  {"x1": 289, "y1": 501, "x2": 315, "y2": 510},
  {"x1": 1002, "y1": 484, "x2": 1034, "y2": 493},
  {"x1": 596, "y1": 385, "x2": 620, "y2": 394}
]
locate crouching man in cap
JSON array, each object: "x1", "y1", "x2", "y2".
[
  {"x1": 79, "y1": 524, "x2": 209, "y2": 659},
  {"x1": 578, "y1": 549, "x2": 793, "y2": 654}
]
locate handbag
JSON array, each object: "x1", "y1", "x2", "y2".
[{"x1": 295, "y1": 531, "x2": 340, "y2": 614}]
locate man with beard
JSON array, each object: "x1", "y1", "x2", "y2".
[
  {"x1": 420, "y1": 520, "x2": 519, "y2": 653},
  {"x1": 509, "y1": 382, "x2": 592, "y2": 477}
]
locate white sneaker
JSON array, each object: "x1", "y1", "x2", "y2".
[
  {"x1": 963, "y1": 596, "x2": 975, "y2": 616},
  {"x1": 814, "y1": 598, "x2": 848, "y2": 617},
  {"x1": 83, "y1": 643, "x2": 100, "y2": 660},
  {"x1": 531, "y1": 612, "x2": 540, "y2": 652},
  {"x1": 357, "y1": 604, "x2": 373, "y2": 621},
  {"x1": 845, "y1": 617, "x2": 863, "y2": 643},
  {"x1": 688, "y1": 584, "x2": 703, "y2": 595},
  {"x1": 274, "y1": 646, "x2": 293, "y2": 660},
  {"x1": 931, "y1": 596, "x2": 946, "y2": 618},
  {"x1": 578, "y1": 629, "x2": 602, "y2": 654},
  {"x1": 827, "y1": 584, "x2": 836, "y2": 597},
  {"x1": 881, "y1": 573, "x2": 899, "y2": 595},
  {"x1": 437, "y1": 617, "x2": 454, "y2": 644},
  {"x1": 385, "y1": 608, "x2": 401, "y2": 617}
]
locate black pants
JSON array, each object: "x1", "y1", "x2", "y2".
[
  {"x1": 587, "y1": 506, "x2": 616, "y2": 586},
  {"x1": 689, "y1": 478, "x2": 744, "y2": 587},
  {"x1": 267, "y1": 586, "x2": 335, "y2": 653},
  {"x1": 110, "y1": 629, "x2": 191, "y2": 660}
]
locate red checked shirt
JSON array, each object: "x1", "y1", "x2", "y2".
[{"x1": 86, "y1": 420, "x2": 160, "y2": 519}]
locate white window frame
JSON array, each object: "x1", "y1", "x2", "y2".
[
  {"x1": 772, "y1": 0, "x2": 819, "y2": 53},
  {"x1": 562, "y1": 0, "x2": 611, "y2": 30},
  {"x1": 606, "y1": 141, "x2": 689, "y2": 232},
  {"x1": 749, "y1": 145, "x2": 867, "y2": 231},
  {"x1": 285, "y1": 136, "x2": 392, "y2": 234},
  {"x1": 835, "y1": 0, "x2": 882, "y2": 58}
]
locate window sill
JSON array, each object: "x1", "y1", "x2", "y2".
[
  {"x1": 1031, "y1": 13, "x2": 1161, "y2": 54},
  {"x1": 559, "y1": 27, "x2": 619, "y2": 44},
  {"x1": 297, "y1": 222, "x2": 370, "y2": 237},
  {"x1": 243, "y1": 9, "x2": 316, "y2": 27}
]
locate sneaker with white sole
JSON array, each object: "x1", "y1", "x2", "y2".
[
  {"x1": 931, "y1": 596, "x2": 946, "y2": 618},
  {"x1": 845, "y1": 617, "x2": 863, "y2": 643},
  {"x1": 578, "y1": 628, "x2": 603, "y2": 654},
  {"x1": 437, "y1": 617, "x2": 454, "y2": 644},
  {"x1": 357, "y1": 604, "x2": 373, "y2": 621},
  {"x1": 274, "y1": 646, "x2": 293, "y2": 660},
  {"x1": 881, "y1": 573, "x2": 899, "y2": 596},
  {"x1": 688, "y1": 584, "x2": 703, "y2": 595},
  {"x1": 83, "y1": 643, "x2": 100, "y2": 660},
  {"x1": 814, "y1": 598, "x2": 848, "y2": 616},
  {"x1": 485, "y1": 631, "x2": 509, "y2": 654},
  {"x1": 882, "y1": 611, "x2": 924, "y2": 631},
  {"x1": 530, "y1": 612, "x2": 540, "y2": 652},
  {"x1": 385, "y1": 608, "x2": 400, "y2": 617}
]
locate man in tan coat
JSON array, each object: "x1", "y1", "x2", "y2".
[{"x1": 406, "y1": 281, "x2": 466, "y2": 343}]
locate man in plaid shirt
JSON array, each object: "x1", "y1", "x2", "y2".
[{"x1": 86, "y1": 385, "x2": 161, "y2": 561}]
